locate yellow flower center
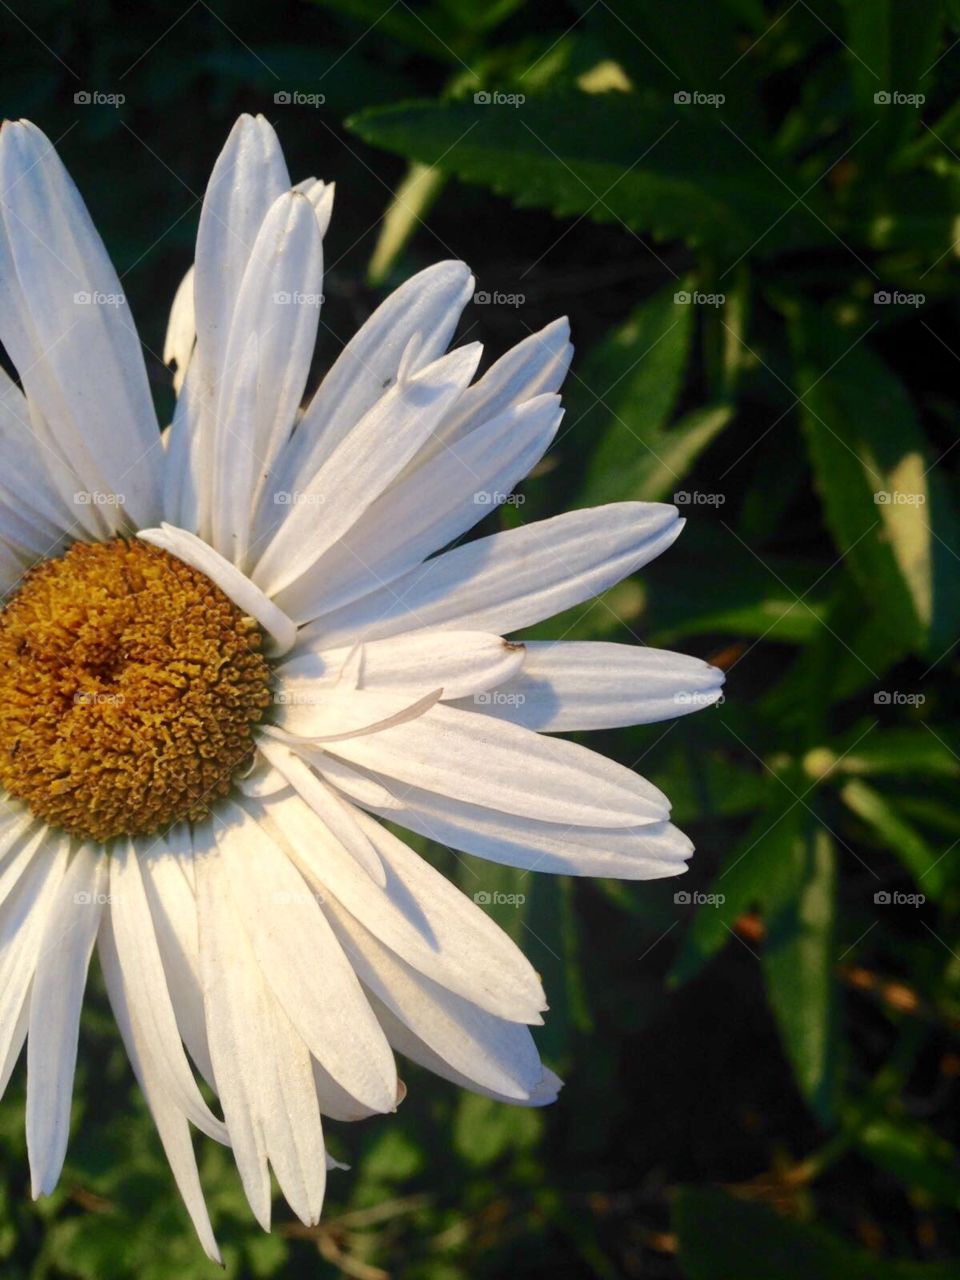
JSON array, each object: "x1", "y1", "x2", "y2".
[{"x1": 0, "y1": 539, "x2": 272, "y2": 843}]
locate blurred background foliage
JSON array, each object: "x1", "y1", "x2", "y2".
[{"x1": 1, "y1": 0, "x2": 959, "y2": 1276}]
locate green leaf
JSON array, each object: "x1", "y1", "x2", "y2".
[
  {"x1": 840, "y1": 778, "x2": 948, "y2": 898},
  {"x1": 856, "y1": 1113, "x2": 960, "y2": 1207},
  {"x1": 348, "y1": 93, "x2": 826, "y2": 258},
  {"x1": 674, "y1": 1185, "x2": 960, "y2": 1280},
  {"x1": 846, "y1": 0, "x2": 943, "y2": 161},
  {"x1": 366, "y1": 162, "x2": 448, "y2": 284},
  {"x1": 791, "y1": 307, "x2": 960, "y2": 655},
  {"x1": 762, "y1": 824, "x2": 840, "y2": 1123}
]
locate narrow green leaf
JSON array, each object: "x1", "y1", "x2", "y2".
[
  {"x1": 791, "y1": 308, "x2": 960, "y2": 655},
  {"x1": 840, "y1": 778, "x2": 948, "y2": 899},
  {"x1": 762, "y1": 824, "x2": 840, "y2": 1123}
]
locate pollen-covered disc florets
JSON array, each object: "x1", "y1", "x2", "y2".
[{"x1": 0, "y1": 539, "x2": 272, "y2": 842}]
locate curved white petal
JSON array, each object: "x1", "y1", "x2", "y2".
[
  {"x1": 275, "y1": 394, "x2": 562, "y2": 620},
  {"x1": 326, "y1": 899, "x2": 545, "y2": 1099},
  {"x1": 26, "y1": 846, "x2": 106, "y2": 1196},
  {"x1": 325, "y1": 760, "x2": 693, "y2": 879},
  {"x1": 371, "y1": 995, "x2": 562, "y2": 1107},
  {"x1": 421, "y1": 316, "x2": 572, "y2": 462},
  {"x1": 451, "y1": 642, "x2": 725, "y2": 730},
  {"x1": 270, "y1": 260, "x2": 474, "y2": 498},
  {"x1": 0, "y1": 120, "x2": 162, "y2": 527},
  {"x1": 280, "y1": 631, "x2": 527, "y2": 703},
  {"x1": 261, "y1": 788, "x2": 546, "y2": 1022},
  {"x1": 0, "y1": 829, "x2": 70, "y2": 1101},
  {"x1": 138, "y1": 523, "x2": 296, "y2": 655},
  {"x1": 210, "y1": 191, "x2": 323, "y2": 566},
  {"x1": 323, "y1": 702, "x2": 670, "y2": 829},
  {"x1": 257, "y1": 743, "x2": 386, "y2": 886},
  {"x1": 302, "y1": 502, "x2": 682, "y2": 647},
  {"x1": 254, "y1": 342, "x2": 483, "y2": 604},
  {"x1": 109, "y1": 844, "x2": 228, "y2": 1144},
  {"x1": 138, "y1": 830, "x2": 216, "y2": 1088},
  {"x1": 214, "y1": 803, "x2": 398, "y2": 1113},
  {"x1": 98, "y1": 912, "x2": 221, "y2": 1261}
]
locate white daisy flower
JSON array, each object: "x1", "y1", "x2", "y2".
[{"x1": 0, "y1": 114, "x2": 723, "y2": 1258}]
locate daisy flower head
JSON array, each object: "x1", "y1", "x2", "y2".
[{"x1": 0, "y1": 113, "x2": 724, "y2": 1257}]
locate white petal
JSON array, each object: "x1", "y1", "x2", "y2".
[
  {"x1": 138, "y1": 523, "x2": 296, "y2": 655},
  {"x1": 275, "y1": 394, "x2": 562, "y2": 619},
  {"x1": 303, "y1": 503, "x2": 683, "y2": 647},
  {"x1": 451, "y1": 642, "x2": 725, "y2": 730},
  {"x1": 258, "y1": 743, "x2": 386, "y2": 886},
  {"x1": 292, "y1": 177, "x2": 335, "y2": 236},
  {"x1": 255, "y1": 343, "x2": 483, "y2": 604},
  {"x1": 323, "y1": 703, "x2": 670, "y2": 828},
  {"x1": 0, "y1": 120, "x2": 162, "y2": 527},
  {"x1": 326, "y1": 899, "x2": 544, "y2": 1098},
  {"x1": 280, "y1": 631, "x2": 527, "y2": 703},
  {"x1": 109, "y1": 844, "x2": 228, "y2": 1144},
  {"x1": 164, "y1": 266, "x2": 196, "y2": 394},
  {"x1": 262, "y1": 788, "x2": 546, "y2": 1022},
  {"x1": 331, "y1": 764, "x2": 693, "y2": 878},
  {"x1": 214, "y1": 803, "x2": 398, "y2": 1112},
  {"x1": 138, "y1": 832, "x2": 216, "y2": 1088},
  {"x1": 415, "y1": 315, "x2": 572, "y2": 464},
  {"x1": 195, "y1": 836, "x2": 329, "y2": 1226},
  {"x1": 271, "y1": 260, "x2": 474, "y2": 494},
  {"x1": 0, "y1": 830, "x2": 70, "y2": 1099},
  {"x1": 265, "y1": 687, "x2": 443, "y2": 745},
  {"x1": 99, "y1": 913, "x2": 221, "y2": 1262},
  {"x1": 193, "y1": 114, "x2": 290, "y2": 385},
  {"x1": 210, "y1": 191, "x2": 323, "y2": 566},
  {"x1": 27, "y1": 846, "x2": 106, "y2": 1196},
  {"x1": 371, "y1": 995, "x2": 562, "y2": 1106}
]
